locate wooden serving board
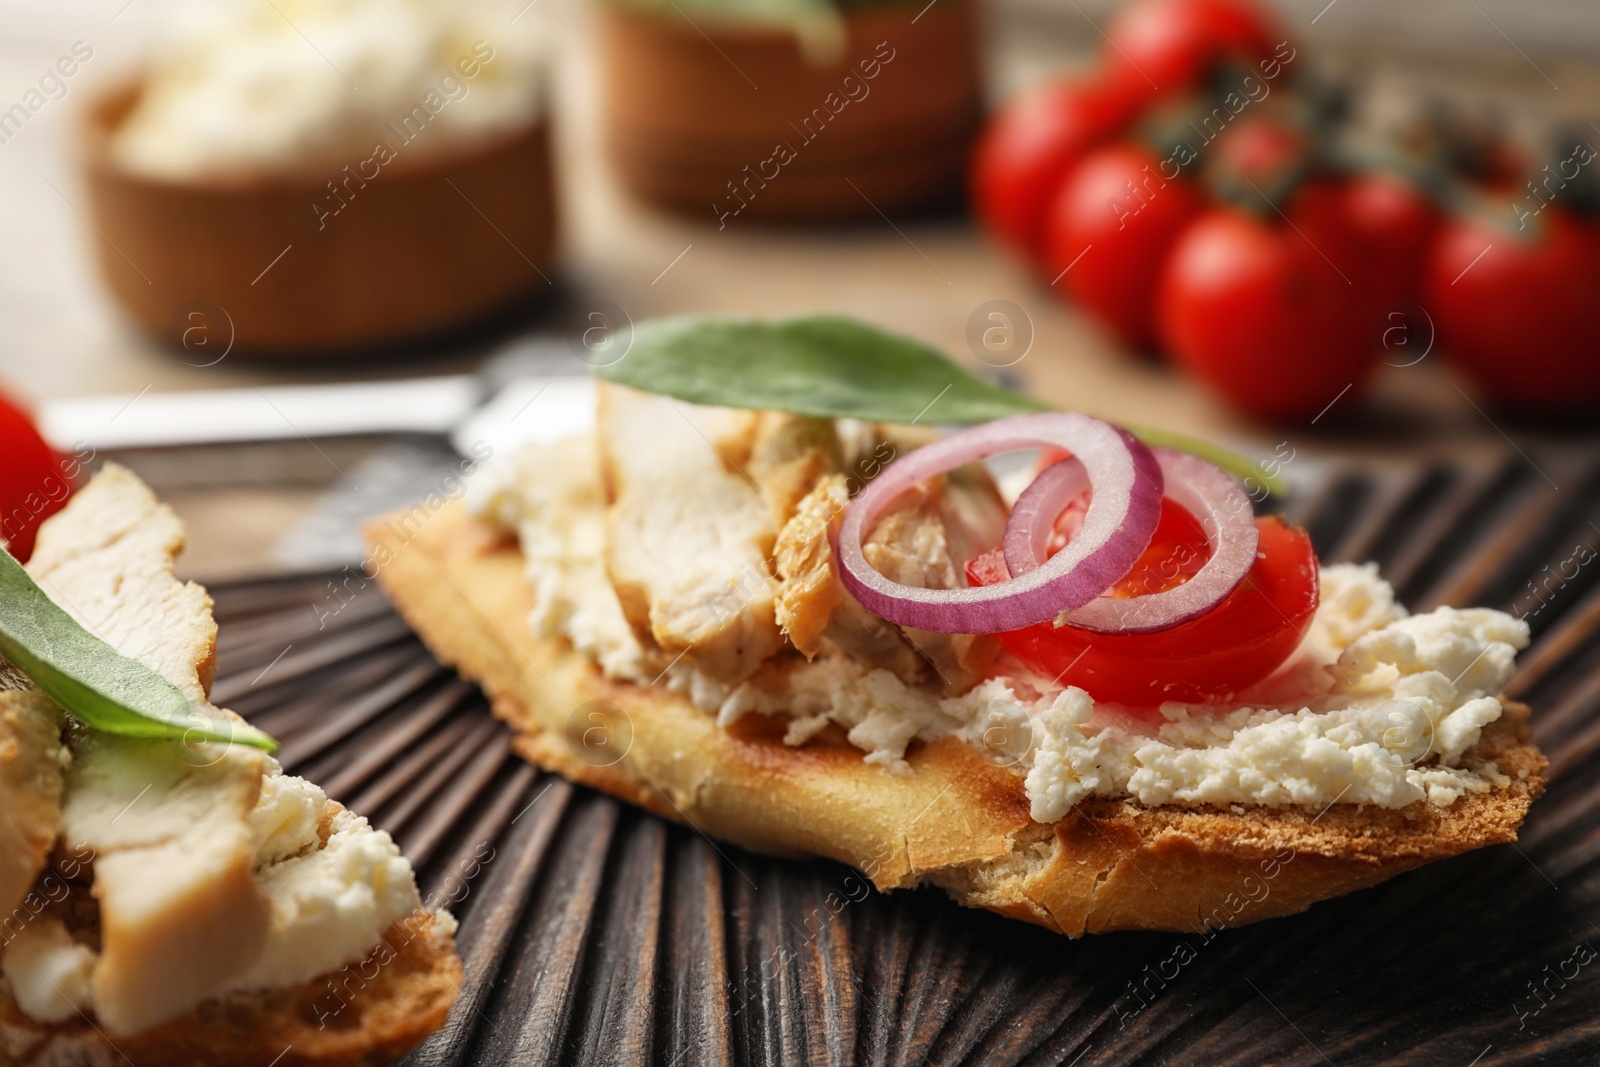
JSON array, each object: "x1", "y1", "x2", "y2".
[{"x1": 209, "y1": 447, "x2": 1600, "y2": 1067}]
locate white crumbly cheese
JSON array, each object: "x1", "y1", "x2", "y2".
[
  {"x1": 473, "y1": 436, "x2": 654, "y2": 682},
  {"x1": 1023, "y1": 566, "x2": 1527, "y2": 820},
  {"x1": 113, "y1": 0, "x2": 546, "y2": 179},
  {"x1": 483, "y1": 439, "x2": 1530, "y2": 818},
  {"x1": 1, "y1": 919, "x2": 96, "y2": 1024},
  {"x1": 223, "y1": 807, "x2": 423, "y2": 994},
  {"x1": 250, "y1": 768, "x2": 329, "y2": 866},
  {"x1": 722, "y1": 565, "x2": 1527, "y2": 814}
]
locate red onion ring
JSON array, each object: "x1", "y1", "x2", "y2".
[
  {"x1": 835, "y1": 413, "x2": 1162, "y2": 634},
  {"x1": 1003, "y1": 447, "x2": 1259, "y2": 634}
]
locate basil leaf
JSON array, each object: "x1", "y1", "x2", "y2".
[
  {"x1": 600, "y1": 315, "x2": 1055, "y2": 425},
  {"x1": 596, "y1": 315, "x2": 1288, "y2": 496},
  {"x1": 0, "y1": 548, "x2": 278, "y2": 754}
]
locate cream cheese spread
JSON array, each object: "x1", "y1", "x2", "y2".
[
  {"x1": 113, "y1": 0, "x2": 546, "y2": 179},
  {"x1": 475, "y1": 436, "x2": 1530, "y2": 816},
  {"x1": 1, "y1": 919, "x2": 96, "y2": 1025},
  {"x1": 223, "y1": 804, "x2": 426, "y2": 994}
]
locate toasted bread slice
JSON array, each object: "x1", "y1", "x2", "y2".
[
  {"x1": 1, "y1": 467, "x2": 462, "y2": 1065},
  {"x1": 368, "y1": 501, "x2": 1546, "y2": 936},
  {"x1": 0, "y1": 910, "x2": 458, "y2": 1067}
]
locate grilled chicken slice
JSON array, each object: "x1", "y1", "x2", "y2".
[
  {"x1": 755, "y1": 412, "x2": 928, "y2": 678},
  {"x1": 748, "y1": 412, "x2": 843, "y2": 529},
  {"x1": 24, "y1": 466, "x2": 273, "y2": 1035},
  {"x1": 597, "y1": 385, "x2": 783, "y2": 682},
  {"x1": 772, "y1": 475, "x2": 929, "y2": 683},
  {"x1": 774, "y1": 417, "x2": 1008, "y2": 693},
  {"x1": 860, "y1": 468, "x2": 1004, "y2": 694},
  {"x1": 0, "y1": 689, "x2": 64, "y2": 920}
]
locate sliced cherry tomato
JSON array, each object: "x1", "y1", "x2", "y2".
[
  {"x1": 967, "y1": 514, "x2": 1318, "y2": 707},
  {"x1": 1047, "y1": 490, "x2": 1211, "y2": 595},
  {"x1": 1425, "y1": 206, "x2": 1600, "y2": 413},
  {"x1": 970, "y1": 78, "x2": 1137, "y2": 261},
  {"x1": 1104, "y1": 0, "x2": 1290, "y2": 111},
  {"x1": 1045, "y1": 143, "x2": 1207, "y2": 349},
  {"x1": 0, "y1": 390, "x2": 70, "y2": 562},
  {"x1": 1156, "y1": 181, "x2": 1377, "y2": 421}
]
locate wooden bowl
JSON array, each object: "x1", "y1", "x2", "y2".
[
  {"x1": 78, "y1": 82, "x2": 558, "y2": 358},
  {"x1": 599, "y1": 0, "x2": 981, "y2": 223}
]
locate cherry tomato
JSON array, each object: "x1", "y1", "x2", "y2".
[
  {"x1": 1046, "y1": 489, "x2": 1211, "y2": 595},
  {"x1": 1104, "y1": 0, "x2": 1290, "y2": 111},
  {"x1": 1340, "y1": 173, "x2": 1438, "y2": 307},
  {"x1": 1425, "y1": 206, "x2": 1600, "y2": 413},
  {"x1": 970, "y1": 78, "x2": 1138, "y2": 261},
  {"x1": 1202, "y1": 114, "x2": 1434, "y2": 310},
  {"x1": 1045, "y1": 143, "x2": 1207, "y2": 349},
  {"x1": 0, "y1": 390, "x2": 70, "y2": 562},
  {"x1": 1398, "y1": 110, "x2": 1527, "y2": 196},
  {"x1": 1205, "y1": 112, "x2": 1311, "y2": 192},
  {"x1": 1156, "y1": 181, "x2": 1377, "y2": 421},
  {"x1": 967, "y1": 514, "x2": 1318, "y2": 707}
]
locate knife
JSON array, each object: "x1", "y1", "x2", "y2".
[{"x1": 38, "y1": 336, "x2": 599, "y2": 458}]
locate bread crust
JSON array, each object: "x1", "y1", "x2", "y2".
[
  {"x1": 367, "y1": 502, "x2": 1546, "y2": 936},
  {"x1": 0, "y1": 910, "x2": 461, "y2": 1067}
]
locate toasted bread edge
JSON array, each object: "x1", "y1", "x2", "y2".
[{"x1": 1, "y1": 910, "x2": 461, "y2": 1067}]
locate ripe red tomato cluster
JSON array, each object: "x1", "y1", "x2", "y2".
[{"x1": 971, "y1": 0, "x2": 1600, "y2": 421}]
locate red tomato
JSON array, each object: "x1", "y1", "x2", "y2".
[
  {"x1": 1104, "y1": 0, "x2": 1290, "y2": 111},
  {"x1": 1156, "y1": 181, "x2": 1378, "y2": 421},
  {"x1": 1046, "y1": 490, "x2": 1212, "y2": 595},
  {"x1": 1045, "y1": 143, "x2": 1207, "y2": 349},
  {"x1": 1206, "y1": 113, "x2": 1311, "y2": 191},
  {"x1": 1340, "y1": 173, "x2": 1438, "y2": 306},
  {"x1": 1205, "y1": 118, "x2": 1436, "y2": 309},
  {"x1": 1402, "y1": 111, "x2": 1527, "y2": 195},
  {"x1": 970, "y1": 79, "x2": 1138, "y2": 261},
  {"x1": 1425, "y1": 207, "x2": 1600, "y2": 413},
  {"x1": 967, "y1": 514, "x2": 1318, "y2": 707},
  {"x1": 0, "y1": 391, "x2": 70, "y2": 562}
]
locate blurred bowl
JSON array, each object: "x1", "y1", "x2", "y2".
[
  {"x1": 600, "y1": 0, "x2": 981, "y2": 222},
  {"x1": 78, "y1": 81, "x2": 558, "y2": 358}
]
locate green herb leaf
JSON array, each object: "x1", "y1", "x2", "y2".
[
  {"x1": 0, "y1": 548, "x2": 278, "y2": 754},
  {"x1": 1125, "y1": 425, "x2": 1288, "y2": 498},
  {"x1": 602, "y1": 315, "x2": 1054, "y2": 425},
  {"x1": 596, "y1": 315, "x2": 1288, "y2": 497}
]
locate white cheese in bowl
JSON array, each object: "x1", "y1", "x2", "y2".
[{"x1": 112, "y1": 0, "x2": 547, "y2": 180}]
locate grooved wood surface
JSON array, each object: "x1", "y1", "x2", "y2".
[{"x1": 204, "y1": 448, "x2": 1600, "y2": 1066}]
